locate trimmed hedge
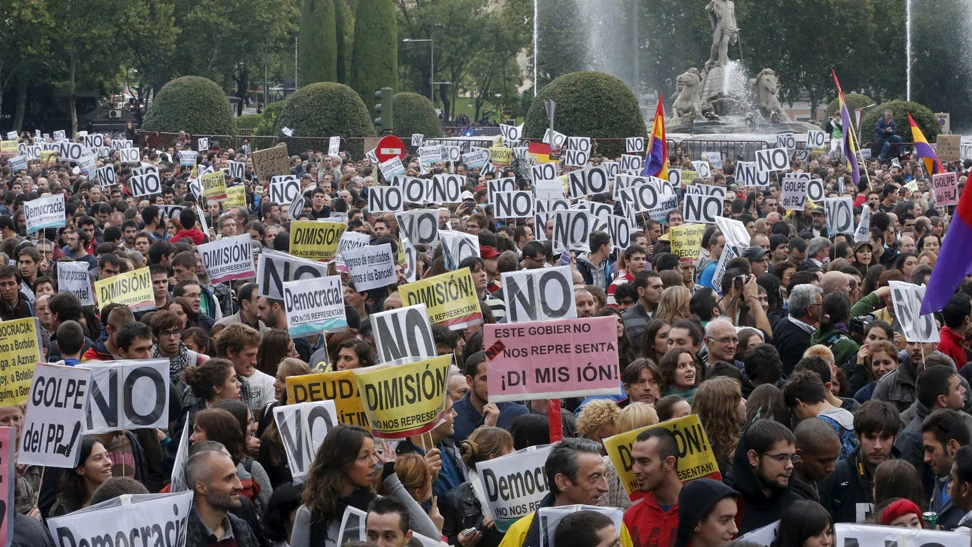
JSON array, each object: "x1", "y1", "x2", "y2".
[
  {"x1": 523, "y1": 71, "x2": 646, "y2": 158},
  {"x1": 824, "y1": 93, "x2": 874, "y2": 119},
  {"x1": 235, "y1": 114, "x2": 262, "y2": 130},
  {"x1": 393, "y1": 93, "x2": 443, "y2": 139},
  {"x1": 298, "y1": 0, "x2": 338, "y2": 85},
  {"x1": 860, "y1": 100, "x2": 939, "y2": 144},
  {"x1": 273, "y1": 82, "x2": 376, "y2": 154},
  {"x1": 350, "y1": 0, "x2": 397, "y2": 112},
  {"x1": 142, "y1": 76, "x2": 235, "y2": 136}
]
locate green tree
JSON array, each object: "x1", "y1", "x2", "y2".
[
  {"x1": 273, "y1": 82, "x2": 376, "y2": 154},
  {"x1": 0, "y1": 0, "x2": 55, "y2": 131},
  {"x1": 298, "y1": 0, "x2": 338, "y2": 85},
  {"x1": 350, "y1": 0, "x2": 397, "y2": 112},
  {"x1": 393, "y1": 92, "x2": 443, "y2": 138},
  {"x1": 142, "y1": 76, "x2": 236, "y2": 135},
  {"x1": 118, "y1": 0, "x2": 179, "y2": 100},
  {"x1": 910, "y1": 0, "x2": 972, "y2": 131},
  {"x1": 335, "y1": 0, "x2": 350, "y2": 83}
]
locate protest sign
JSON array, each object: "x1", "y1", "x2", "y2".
[
  {"x1": 755, "y1": 147, "x2": 790, "y2": 173},
  {"x1": 617, "y1": 183, "x2": 678, "y2": 221},
  {"x1": 691, "y1": 160, "x2": 712, "y2": 179},
  {"x1": 118, "y1": 147, "x2": 140, "y2": 163},
  {"x1": 609, "y1": 214, "x2": 632, "y2": 252},
  {"x1": 57, "y1": 261, "x2": 94, "y2": 306},
  {"x1": 889, "y1": 281, "x2": 939, "y2": 343},
  {"x1": 531, "y1": 163, "x2": 557, "y2": 184},
  {"x1": 257, "y1": 249, "x2": 332, "y2": 300},
  {"x1": 228, "y1": 160, "x2": 245, "y2": 181},
  {"x1": 224, "y1": 185, "x2": 247, "y2": 208},
  {"x1": 169, "y1": 424, "x2": 189, "y2": 493},
  {"x1": 353, "y1": 356, "x2": 452, "y2": 439},
  {"x1": 24, "y1": 194, "x2": 66, "y2": 234},
  {"x1": 807, "y1": 178, "x2": 825, "y2": 202},
  {"x1": 463, "y1": 149, "x2": 490, "y2": 169},
  {"x1": 937, "y1": 134, "x2": 961, "y2": 162},
  {"x1": 398, "y1": 176, "x2": 427, "y2": 204},
  {"x1": 274, "y1": 400, "x2": 339, "y2": 481},
  {"x1": 534, "y1": 180, "x2": 564, "y2": 201},
  {"x1": 47, "y1": 491, "x2": 193, "y2": 547},
  {"x1": 18, "y1": 144, "x2": 40, "y2": 160},
  {"x1": 20, "y1": 363, "x2": 91, "y2": 467},
  {"x1": 807, "y1": 130, "x2": 826, "y2": 149},
  {"x1": 775, "y1": 132, "x2": 796, "y2": 150},
  {"x1": 711, "y1": 244, "x2": 740, "y2": 295},
  {"x1": 736, "y1": 162, "x2": 770, "y2": 187},
  {"x1": 551, "y1": 210, "x2": 595, "y2": 253},
  {"x1": 683, "y1": 192, "x2": 723, "y2": 224},
  {"x1": 933, "y1": 172, "x2": 959, "y2": 206},
  {"x1": 490, "y1": 146, "x2": 513, "y2": 167},
  {"x1": 328, "y1": 136, "x2": 341, "y2": 155},
  {"x1": 95, "y1": 165, "x2": 116, "y2": 188},
  {"x1": 287, "y1": 370, "x2": 370, "y2": 428},
  {"x1": 198, "y1": 235, "x2": 256, "y2": 284},
  {"x1": 371, "y1": 304, "x2": 436, "y2": 364},
  {"x1": 337, "y1": 231, "x2": 372, "y2": 258},
  {"x1": 620, "y1": 154, "x2": 643, "y2": 173},
  {"x1": 94, "y1": 267, "x2": 154, "y2": 312},
  {"x1": 200, "y1": 170, "x2": 228, "y2": 201},
  {"x1": 670, "y1": 224, "x2": 706, "y2": 260},
  {"x1": 418, "y1": 145, "x2": 441, "y2": 165},
  {"x1": 737, "y1": 521, "x2": 778, "y2": 545},
  {"x1": 369, "y1": 185, "x2": 404, "y2": 213},
  {"x1": 396, "y1": 209, "x2": 439, "y2": 246},
  {"x1": 501, "y1": 123, "x2": 523, "y2": 144},
  {"x1": 429, "y1": 173, "x2": 463, "y2": 204},
  {"x1": 283, "y1": 275, "x2": 346, "y2": 337},
  {"x1": 823, "y1": 197, "x2": 855, "y2": 234},
  {"x1": 494, "y1": 191, "x2": 535, "y2": 219},
  {"x1": 834, "y1": 523, "x2": 965, "y2": 547},
  {"x1": 401, "y1": 236, "x2": 418, "y2": 283},
  {"x1": 379, "y1": 157, "x2": 406, "y2": 180},
  {"x1": 440, "y1": 230, "x2": 480, "y2": 270},
  {"x1": 269, "y1": 175, "x2": 301, "y2": 205},
  {"x1": 343, "y1": 243, "x2": 395, "y2": 291},
  {"x1": 484, "y1": 316, "x2": 619, "y2": 402},
  {"x1": 476, "y1": 445, "x2": 552, "y2": 532},
  {"x1": 502, "y1": 267, "x2": 577, "y2": 323},
  {"x1": 289, "y1": 220, "x2": 346, "y2": 261},
  {"x1": 538, "y1": 506, "x2": 623, "y2": 547},
  {"x1": 84, "y1": 360, "x2": 169, "y2": 434},
  {"x1": 488, "y1": 177, "x2": 517, "y2": 205},
  {"x1": 7, "y1": 155, "x2": 26, "y2": 173},
  {"x1": 701, "y1": 151, "x2": 723, "y2": 169},
  {"x1": 399, "y1": 268, "x2": 482, "y2": 329},
  {"x1": 130, "y1": 169, "x2": 163, "y2": 198},
  {"x1": 604, "y1": 414, "x2": 720, "y2": 494},
  {"x1": 567, "y1": 165, "x2": 609, "y2": 198},
  {"x1": 177, "y1": 150, "x2": 196, "y2": 167},
  {"x1": 854, "y1": 205, "x2": 871, "y2": 243},
  {"x1": 781, "y1": 174, "x2": 809, "y2": 210},
  {"x1": 0, "y1": 318, "x2": 41, "y2": 407},
  {"x1": 0, "y1": 427, "x2": 13, "y2": 545},
  {"x1": 715, "y1": 216, "x2": 750, "y2": 249},
  {"x1": 252, "y1": 143, "x2": 290, "y2": 182}
]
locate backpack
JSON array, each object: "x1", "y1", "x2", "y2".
[{"x1": 238, "y1": 459, "x2": 262, "y2": 504}]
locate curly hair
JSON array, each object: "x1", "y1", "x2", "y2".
[
  {"x1": 576, "y1": 399, "x2": 621, "y2": 440},
  {"x1": 692, "y1": 377, "x2": 743, "y2": 466}
]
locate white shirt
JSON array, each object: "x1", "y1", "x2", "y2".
[{"x1": 244, "y1": 369, "x2": 276, "y2": 410}]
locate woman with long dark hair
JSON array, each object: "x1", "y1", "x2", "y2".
[
  {"x1": 598, "y1": 308, "x2": 635, "y2": 370},
  {"x1": 777, "y1": 500, "x2": 833, "y2": 547},
  {"x1": 639, "y1": 319, "x2": 671, "y2": 367},
  {"x1": 49, "y1": 437, "x2": 113, "y2": 517}
]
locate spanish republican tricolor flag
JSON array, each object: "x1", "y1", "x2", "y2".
[
  {"x1": 642, "y1": 95, "x2": 668, "y2": 178},
  {"x1": 832, "y1": 70, "x2": 860, "y2": 186},
  {"x1": 907, "y1": 113, "x2": 942, "y2": 175}
]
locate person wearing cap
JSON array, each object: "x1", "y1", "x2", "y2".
[
  {"x1": 742, "y1": 246, "x2": 769, "y2": 276},
  {"x1": 878, "y1": 498, "x2": 923, "y2": 528},
  {"x1": 673, "y1": 479, "x2": 739, "y2": 547},
  {"x1": 480, "y1": 246, "x2": 502, "y2": 294}
]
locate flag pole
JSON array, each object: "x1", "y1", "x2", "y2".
[{"x1": 844, "y1": 115, "x2": 873, "y2": 191}]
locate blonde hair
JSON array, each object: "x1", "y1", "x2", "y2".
[
  {"x1": 804, "y1": 344, "x2": 836, "y2": 368},
  {"x1": 616, "y1": 402, "x2": 658, "y2": 434},
  {"x1": 577, "y1": 399, "x2": 621, "y2": 439},
  {"x1": 654, "y1": 286, "x2": 691, "y2": 325}
]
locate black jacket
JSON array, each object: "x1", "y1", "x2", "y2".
[
  {"x1": 439, "y1": 481, "x2": 504, "y2": 547},
  {"x1": 772, "y1": 317, "x2": 812, "y2": 376},
  {"x1": 818, "y1": 445, "x2": 899, "y2": 523},
  {"x1": 731, "y1": 433, "x2": 802, "y2": 534},
  {"x1": 789, "y1": 468, "x2": 820, "y2": 503},
  {"x1": 186, "y1": 507, "x2": 260, "y2": 547}
]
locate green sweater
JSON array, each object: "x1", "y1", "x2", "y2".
[{"x1": 810, "y1": 326, "x2": 860, "y2": 369}]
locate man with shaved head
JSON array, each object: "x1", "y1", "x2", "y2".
[
  {"x1": 820, "y1": 271, "x2": 850, "y2": 296},
  {"x1": 790, "y1": 418, "x2": 841, "y2": 503}
]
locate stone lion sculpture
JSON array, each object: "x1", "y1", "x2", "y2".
[
  {"x1": 672, "y1": 68, "x2": 704, "y2": 123},
  {"x1": 751, "y1": 68, "x2": 790, "y2": 122}
]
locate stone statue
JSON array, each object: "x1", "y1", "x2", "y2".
[
  {"x1": 672, "y1": 68, "x2": 704, "y2": 123},
  {"x1": 751, "y1": 69, "x2": 790, "y2": 122},
  {"x1": 705, "y1": 0, "x2": 738, "y2": 70}
]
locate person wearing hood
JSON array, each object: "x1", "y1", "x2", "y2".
[
  {"x1": 673, "y1": 478, "x2": 739, "y2": 547},
  {"x1": 790, "y1": 418, "x2": 841, "y2": 503},
  {"x1": 783, "y1": 370, "x2": 857, "y2": 458},
  {"x1": 819, "y1": 400, "x2": 900, "y2": 523},
  {"x1": 895, "y1": 366, "x2": 968, "y2": 498},
  {"x1": 498, "y1": 438, "x2": 633, "y2": 547},
  {"x1": 731, "y1": 419, "x2": 801, "y2": 534}
]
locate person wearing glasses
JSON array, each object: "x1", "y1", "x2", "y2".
[
  {"x1": 518, "y1": 241, "x2": 547, "y2": 270},
  {"x1": 703, "y1": 318, "x2": 744, "y2": 372},
  {"x1": 731, "y1": 418, "x2": 801, "y2": 534}
]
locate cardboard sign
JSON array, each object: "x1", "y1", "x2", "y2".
[
  {"x1": 490, "y1": 147, "x2": 513, "y2": 167},
  {"x1": 701, "y1": 152, "x2": 723, "y2": 169},
  {"x1": 57, "y1": 261, "x2": 94, "y2": 306},
  {"x1": 8, "y1": 155, "x2": 27, "y2": 173},
  {"x1": 0, "y1": 318, "x2": 41, "y2": 407},
  {"x1": 369, "y1": 186, "x2": 404, "y2": 213},
  {"x1": 500, "y1": 123, "x2": 523, "y2": 144},
  {"x1": 551, "y1": 210, "x2": 595, "y2": 254},
  {"x1": 755, "y1": 147, "x2": 790, "y2": 173},
  {"x1": 440, "y1": 230, "x2": 480, "y2": 271},
  {"x1": 683, "y1": 192, "x2": 723, "y2": 224},
  {"x1": 177, "y1": 150, "x2": 196, "y2": 167},
  {"x1": 130, "y1": 168, "x2": 162, "y2": 198},
  {"x1": 476, "y1": 445, "x2": 552, "y2": 532},
  {"x1": 604, "y1": 414, "x2": 720, "y2": 494},
  {"x1": 84, "y1": 360, "x2": 169, "y2": 434},
  {"x1": 494, "y1": 191, "x2": 535, "y2": 219},
  {"x1": 488, "y1": 177, "x2": 517, "y2": 205},
  {"x1": 198, "y1": 234, "x2": 256, "y2": 284},
  {"x1": 343, "y1": 243, "x2": 395, "y2": 291},
  {"x1": 429, "y1": 174, "x2": 463, "y2": 204},
  {"x1": 47, "y1": 492, "x2": 193, "y2": 547},
  {"x1": 889, "y1": 281, "x2": 939, "y2": 343},
  {"x1": 691, "y1": 160, "x2": 712, "y2": 179},
  {"x1": 197, "y1": 137, "x2": 209, "y2": 152},
  {"x1": 464, "y1": 149, "x2": 490, "y2": 169},
  {"x1": 289, "y1": 220, "x2": 346, "y2": 262},
  {"x1": 411, "y1": 134, "x2": 424, "y2": 147},
  {"x1": 252, "y1": 143, "x2": 291, "y2": 182},
  {"x1": 370, "y1": 304, "x2": 436, "y2": 364},
  {"x1": 807, "y1": 130, "x2": 826, "y2": 149},
  {"x1": 228, "y1": 160, "x2": 245, "y2": 181},
  {"x1": 399, "y1": 268, "x2": 482, "y2": 329},
  {"x1": 620, "y1": 154, "x2": 643, "y2": 173},
  {"x1": 287, "y1": 370, "x2": 370, "y2": 429},
  {"x1": 274, "y1": 401, "x2": 339, "y2": 481},
  {"x1": 396, "y1": 209, "x2": 439, "y2": 246},
  {"x1": 24, "y1": 194, "x2": 66, "y2": 234},
  {"x1": 20, "y1": 363, "x2": 91, "y2": 467},
  {"x1": 256, "y1": 249, "x2": 333, "y2": 300},
  {"x1": 618, "y1": 185, "x2": 678, "y2": 221},
  {"x1": 807, "y1": 178, "x2": 825, "y2": 202},
  {"x1": 532, "y1": 163, "x2": 557, "y2": 184},
  {"x1": 775, "y1": 132, "x2": 796, "y2": 151},
  {"x1": 379, "y1": 157, "x2": 406, "y2": 180},
  {"x1": 670, "y1": 224, "x2": 706, "y2": 260},
  {"x1": 609, "y1": 214, "x2": 632, "y2": 252},
  {"x1": 823, "y1": 197, "x2": 855, "y2": 234},
  {"x1": 94, "y1": 267, "x2": 155, "y2": 312},
  {"x1": 737, "y1": 162, "x2": 770, "y2": 187},
  {"x1": 502, "y1": 266, "x2": 577, "y2": 323},
  {"x1": 781, "y1": 174, "x2": 809, "y2": 210},
  {"x1": 283, "y1": 275, "x2": 346, "y2": 337},
  {"x1": 96, "y1": 165, "x2": 116, "y2": 188},
  {"x1": 937, "y1": 134, "x2": 961, "y2": 162},
  {"x1": 223, "y1": 185, "x2": 246, "y2": 208},
  {"x1": 933, "y1": 172, "x2": 958, "y2": 206},
  {"x1": 484, "y1": 316, "x2": 620, "y2": 402},
  {"x1": 400, "y1": 236, "x2": 418, "y2": 283},
  {"x1": 353, "y1": 356, "x2": 452, "y2": 439}
]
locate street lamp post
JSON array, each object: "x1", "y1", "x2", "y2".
[{"x1": 403, "y1": 38, "x2": 434, "y2": 102}]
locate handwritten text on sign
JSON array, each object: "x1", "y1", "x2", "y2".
[{"x1": 484, "y1": 316, "x2": 619, "y2": 402}]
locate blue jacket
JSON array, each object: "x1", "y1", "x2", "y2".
[
  {"x1": 874, "y1": 117, "x2": 897, "y2": 141},
  {"x1": 452, "y1": 391, "x2": 529, "y2": 442}
]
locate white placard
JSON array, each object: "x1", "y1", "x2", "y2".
[
  {"x1": 411, "y1": 134, "x2": 424, "y2": 147},
  {"x1": 488, "y1": 177, "x2": 517, "y2": 205},
  {"x1": 625, "y1": 137, "x2": 645, "y2": 153},
  {"x1": 269, "y1": 175, "x2": 301, "y2": 205},
  {"x1": 563, "y1": 149, "x2": 589, "y2": 167},
  {"x1": 551, "y1": 210, "x2": 595, "y2": 253},
  {"x1": 755, "y1": 147, "x2": 790, "y2": 173},
  {"x1": 343, "y1": 243, "x2": 396, "y2": 291},
  {"x1": 57, "y1": 261, "x2": 94, "y2": 306},
  {"x1": 494, "y1": 191, "x2": 535, "y2": 219},
  {"x1": 502, "y1": 266, "x2": 577, "y2": 323},
  {"x1": 197, "y1": 137, "x2": 209, "y2": 151},
  {"x1": 96, "y1": 165, "x2": 116, "y2": 188},
  {"x1": 396, "y1": 209, "x2": 439, "y2": 246},
  {"x1": 776, "y1": 132, "x2": 796, "y2": 150},
  {"x1": 129, "y1": 170, "x2": 162, "y2": 198},
  {"x1": 370, "y1": 304, "x2": 436, "y2": 363},
  {"x1": 177, "y1": 150, "x2": 195, "y2": 167},
  {"x1": 500, "y1": 123, "x2": 523, "y2": 143},
  {"x1": 283, "y1": 275, "x2": 347, "y2": 338},
  {"x1": 53, "y1": 130, "x2": 66, "y2": 141},
  {"x1": 328, "y1": 136, "x2": 341, "y2": 155},
  {"x1": 682, "y1": 192, "x2": 724, "y2": 224},
  {"x1": 823, "y1": 197, "x2": 854, "y2": 234},
  {"x1": 834, "y1": 523, "x2": 965, "y2": 547},
  {"x1": 20, "y1": 363, "x2": 92, "y2": 467},
  {"x1": 692, "y1": 160, "x2": 712, "y2": 179},
  {"x1": 807, "y1": 130, "x2": 826, "y2": 149},
  {"x1": 543, "y1": 129, "x2": 567, "y2": 148},
  {"x1": 257, "y1": 248, "x2": 332, "y2": 301},
  {"x1": 197, "y1": 234, "x2": 256, "y2": 284},
  {"x1": 567, "y1": 165, "x2": 610, "y2": 198},
  {"x1": 8, "y1": 155, "x2": 27, "y2": 173},
  {"x1": 701, "y1": 152, "x2": 723, "y2": 169},
  {"x1": 83, "y1": 360, "x2": 170, "y2": 434},
  {"x1": 429, "y1": 173, "x2": 463, "y2": 204},
  {"x1": 463, "y1": 149, "x2": 490, "y2": 169},
  {"x1": 715, "y1": 216, "x2": 751, "y2": 248},
  {"x1": 737, "y1": 161, "x2": 770, "y2": 186},
  {"x1": 368, "y1": 186, "x2": 404, "y2": 213},
  {"x1": 620, "y1": 154, "x2": 643, "y2": 173},
  {"x1": 854, "y1": 204, "x2": 871, "y2": 243},
  {"x1": 228, "y1": 160, "x2": 245, "y2": 181},
  {"x1": 476, "y1": 445, "x2": 553, "y2": 530},
  {"x1": 169, "y1": 423, "x2": 189, "y2": 493},
  {"x1": 531, "y1": 163, "x2": 557, "y2": 184},
  {"x1": 440, "y1": 230, "x2": 480, "y2": 271},
  {"x1": 273, "y1": 401, "x2": 339, "y2": 482},
  {"x1": 889, "y1": 281, "x2": 939, "y2": 343},
  {"x1": 379, "y1": 157, "x2": 406, "y2": 180},
  {"x1": 807, "y1": 178, "x2": 825, "y2": 202},
  {"x1": 48, "y1": 491, "x2": 193, "y2": 547},
  {"x1": 781, "y1": 174, "x2": 808, "y2": 211},
  {"x1": 24, "y1": 194, "x2": 66, "y2": 234}
]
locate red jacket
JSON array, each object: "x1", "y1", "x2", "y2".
[
  {"x1": 938, "y1": 326, "x2": 969, "y2": 369},
  {"x1": 624, "y1": 491, "x2": 679, "y2": 547},
  {"x1": 171, "y1": 229, "x2": 208, "y2": 246}
]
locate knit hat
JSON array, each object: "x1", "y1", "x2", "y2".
[
  {"x1": 674, "y1": 479, "x2": 740, "y2": 547},
  {"x1": 879, "y1": 499, "x2": 923, "y2": 527}
]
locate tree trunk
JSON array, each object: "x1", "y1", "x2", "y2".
[
  {"x1": 236, "y1": 63, "x2": 248, "y2": 117},
  {"x1": 69, "y1": 48, "x2": 78, "y2": 136},
  {"x1": 439, "y1": 84, "x2": 451, "y2": 124},
  {"x1": 12, "y1": 72, "x2": 29, "y2": 131}
]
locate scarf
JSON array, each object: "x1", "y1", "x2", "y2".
[{"x1": 154, "y1": 342, "x2": 192, "y2": 383}]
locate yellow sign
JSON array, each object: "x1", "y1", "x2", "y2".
[
  {"x1": 604, "y1": 415, "x2": 720, "y2": 494},
  {"x1": 398, "y1": 268, "x2": 482, "y2": 328},
  {"x1": 287, "y1": 370, "x2": 369, "y2": 429},
  {"x1": 489, "y1": 147, "x2": 512, "y2": 167},
  {"x1": 0, "y1": 318, "x2": 41, "y2": 406},
  {"x1": 0, "y1": 141, "x2": 17, "y2": 154},
  {"x1": 224, "y1": 185, "x2": 247, "y2": 208},
  {"x1": 94, "y1": 267, "x2": 155, "y2": 312},
  {"x1": 201, "y1": 170, "x2": 227, "y2": 201},
  {"x1": 670, "y1": 224, "x2": 706, "y2": 260},
  {"x1": 353, "y1": 356, "x2": 451, "y2": 439},
  {"x1": 680, "y1": 170, "x2": 699, "y2": 184},
  {"x1": 289, "y1": 220, "x2": 346, "y2": 262},
  {"x1": 40, "y1": 151, "x2": 58, "y2": 163}
]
